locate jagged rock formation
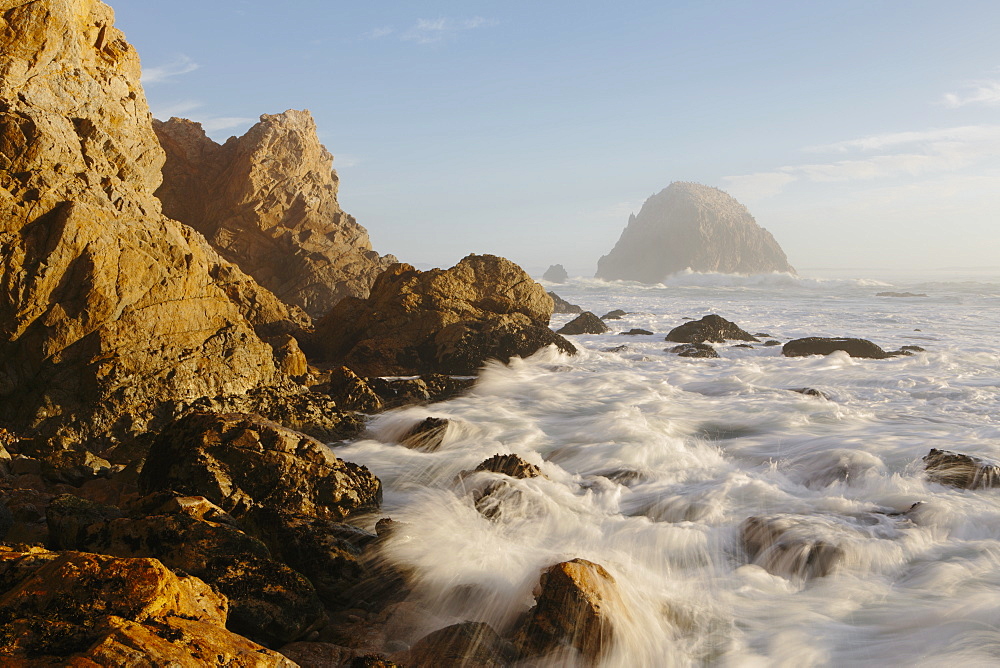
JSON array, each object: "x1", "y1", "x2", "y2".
[
  {"x1": 556, "y1": 312, "x2": 609, "y2": 335},
  {"x1": 596, "y1": 182, "x2": 795, "y2": 282},
  {"x1": 307, "y1": 254, "x2": 576, "y2": 376},
  {"x1": 154, "y1": 111, "x2": 396, "y2": 318},
  {"x1": 0, "y1": 0, "x2": 307, "y2": 451},
  {"x1": 543, "y1": 264, "x2": 568, "y2": 283}
]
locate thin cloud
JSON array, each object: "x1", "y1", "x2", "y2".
[
  {"x1": 142, "y1": 55, "x2": 199, "y2": 84},
  {"x1": 200, "y1": 117, "x2": 256, "y2": 133},
  {"x1": 401, "y1": 17, "x2": 497, "y2": 45},
  {"x1": 942, "y1": 79, "x2": 1000, "y2": 108},
  {"x1": 150, "y1": 100, "x2": 203, "y2": 119},
  {"x1": 724, "y1": 124, "x2": 1000, "y2": 199},
  {"x1": 364, "y1": 26, "x2": 394, "y2": 39}
]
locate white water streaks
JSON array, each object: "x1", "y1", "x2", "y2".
[{"x1": 332, "y1": 272, "x2": 1000, "y2": 666}]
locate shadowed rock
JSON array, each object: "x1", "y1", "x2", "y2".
[
  {"x1": 601, "y1": 309, "x2": 627, "y2": 320},
  {"x1": 548, "y1": 292, "x2": 583, "y2": 314},
  {"x1": 557, "y1": 312, "x2": 610, "y2": 335},
  {"x1": 596, "y1": 182, "x2": 795, "y2": 282},
  {"x1": 782, "y1": 338, "x2": 888, "y2": 359},
  {"x1": 665, "y1": 314, "x2": 758, "y2": 344},
  {"x1": 474, "y1": 453, "x2": 543, "y2": 479},
  {"x1": 405, "y1": 621, "x2": 515, "y2": 667},
  {"x1": 669, "y1": 343, "x2": 719, "y2": 358},
  {"x1": 400, "y1": 418, "x2": 450, "y2": 452},
  {"x1": 308, "y1": 255, "x2": 576, "y2": 376},
  {"x1": 923, "y1": 449, "x2": 1000, "y2": 489}
]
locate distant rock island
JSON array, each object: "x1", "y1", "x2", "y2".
[
  {"x1": 596, "y1": 182, "x2": 795, "y2": 282},
  {"x1": 543, "y1": 264, "x2": 568, "y2": 283}
]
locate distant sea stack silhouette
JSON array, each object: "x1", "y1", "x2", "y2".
[{"x1": 596, "y1": 182, "x2": 795, "y2": 283}]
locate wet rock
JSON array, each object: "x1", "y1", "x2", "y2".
[
  {"x1": 405, "y1": 621, "x2": 515, "y2": 668},
  {"x1": 620, "y1": 328, "x2": 654, "y2": 336},
  {"x1": 923, "y1": 449, "x2": 1000, "y2": 489},
  {"x1": 782, "y1": 337, "x2": 888, "y2": 359},
  {"x1": 138, "y1": 412, "x2": 381, "y2": 522},
  {"x1": 548, "y1": 292, "x2": 583, "y2": 314},
  {"x1": 399, "y1": 418, "x2": 450, "y2": 452},
  {"x1": 420, "y1": 374, "x2": 476, "y2": 403},
  {"x1": 308, "y1": 254, "x2": 575, "y2": 376},
  {"x1": 876, "y1": 291, "x2": 927, "y2": 298},
  {"x1": 790, "y1": 388, "x2": 830, "y2": 399},
  {"x1": 733, "y1": 344, "x2": 754, "y2": 349},
  {"x1": 665, "y1": 314, "x2": 758, "y2": 344},
  {"x1": 601, "y1": 309, "x2": 628, "y2": 320},
  {"x1": 155, "y1": 111, "x2": 396, "y2": 319},
  {"x1": 352, "y1": 655, "x2": 402, "y2": 668},
  {"x1": 763, "y1": 340, "x2": 781, "y2": 346},
  {"x1": 900, "y1": 345, "x2": 926, "y2": 353},
  {"x1": 515, "y1": 559, "x2": 621, "y2": 664},
  {"x1": 785, "y1": 449, "x2": 885, "y2": 489},
  {"x1": 557, "y1": 312, "x2": 610, "y2": 335},
  {"x1": 319, "y1": 366, "x2": 385, "y2": 413},
  {"x1": 474, "y1": 453, "x2": 543, "y2": 479},
  {"x1": 0, "y1": 548, "x2": 290, "y2": 665},
  {"x1": 602, "y1": 344, "x2": 631, "y2": 353},
  {"x1": 669, "y1": 343, "x2": 720, "y2": 358},
  {"x1": 543, "y1": 264, "x2": 569, "y2": 283}
]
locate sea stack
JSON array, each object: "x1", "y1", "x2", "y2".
[
  {"x1": 596, "y1": 182, "x2": 794, "y2": 283},
  {"x1": 154, "y1": 111, "x2": 396, "y2": 318}
]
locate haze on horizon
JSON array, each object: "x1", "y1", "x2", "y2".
[{"x1": 112, "y1": 0, "x2": 1000, "y2": 279}]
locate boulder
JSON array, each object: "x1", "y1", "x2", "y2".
[
  {"x1": 308, "y1": 255, "x2": 576, "y2": 376},
  {"x1": 542, "y1": 264, "x2": 568, "y2": 283},
  {"x1": 0, "y1": 0, "x2": 307, "y2": 451},
  {"x1": 669, "y1": 343, "x2": 719, "y2": 358},
  {"x1": 138, "y1": 412, "x2": 381, "y2": 522},
  {"x1": 923, "y1": 449, "x2": 1000, "y2": 489},
  {"x1": 665, "y1": 314, "x2": 758, "y2": 344},
  {"x1": 399, "y1": 418, "x2": 450, "y2": 452},
  {"x1": 154, "y1": 111, "x2": 396, "y2": 319},
  {"x1": 405, "y1": 622, "x2": 514, "y2": 668},
  {"x1": 515, "y1": 559, "x2": 621, "y2": 664},
  {"x1": 782, "y1": 338, "x2": 888, "y2": 359},
  {"x1": 474, "y1": 453, "x2": 543, "y2": 479},
  {"x1": 601, "y1": 309, "x2": 627, "y2": 320},
  {"x1": 596, "y1": 182, "x2": 795, "y2": 282},
  {"x1": 557, "y1": 312, "x2": 610, "y2": 335},
  {"x1": 620, "y1": 328, "x2": 653, "y2": 336},
  {"x1": 548, "y1": 292, "x2": 583, "y2": 314}
]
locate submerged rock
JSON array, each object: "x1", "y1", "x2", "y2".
[
  {"x1": 308, "y1": 255, "x2": 576, "y2": 376},
  {"x1": 399, "y1": 417, "x2": 450, "y2": 452},
  {"x1": 515, "y1": 559, "x2": 621, "y2": 664},
  {"x1": 138, "y1": 412, "x2": 381, "y2": 521},
  {"x1": 669, "y1": 343, "x2": 720, "y2": 358},
  {"x1": 557, "y1": 312, "x2": 610, "y2": 335},
  {"x1": 782, "y1": 338, "x2": 888, "y2": 359},
  {"x1": 474, "y1": 453, "x2": 543, "y2": 479},
  {"x1": 620, "y1": 328, "x2": 654, "y2": 336},
  {"x1": 596, "y1": 182, "x2": 795, "y2": 282},
  {"x1": 543, "y1": 264, "x2": 569, "y2": 283},
  {"x1": 923, "y1": 449, "x2": 1000, "y2": 489},
  {"x1": 548, "y1": 291, "x2": 584, "y2": 314},
  {"x1": 601, "y1": 309, "x2": 628, "y2": 320},
  {"x1": 405, "y1": 621, "x2": 514, "y2": 668},
  {"x1": 876, "y1": 291, "x2": 927, "y2": 298},
  {"x1": 665, "y1": 314, "x2": 758, "y2": 344},
  {"x1": 155, "y1": 111, "x2": 396, "y2": 319}
]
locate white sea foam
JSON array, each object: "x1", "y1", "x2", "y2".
[{"x1": 333, "y1": 273, "x2": 1000, "y2": 666}]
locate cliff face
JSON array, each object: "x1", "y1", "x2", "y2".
[
  {"x1": 596, "y1": 182, "x2": 794, "y2": 282},
  {"x1": 0, "y1": 0, "x2": 306, "y2": 448},
  {"x1": 154, "y1": 111, "x2": 396, "y2": 318}
]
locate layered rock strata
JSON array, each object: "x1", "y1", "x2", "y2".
[
  {"x1": 596, "y1": 182, "x2": 794, "y2": 282},
  {"x1": 154, "y1": 111, "x2": 396, "y2": 318},
  {"x1": 0, "y1": 0, "x2": 306, "y2": 450},
  {"x1": 308, "y1": 254, "x2": 576, "y2": 376}
]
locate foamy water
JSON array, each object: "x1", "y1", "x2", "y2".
[{"x1": 333, "y1": 271, "x2": 1000, "y2": 666}]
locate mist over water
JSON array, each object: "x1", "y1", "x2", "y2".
[{"x1": 333, "y1": 272, "x2": 1000, "y2": 666}]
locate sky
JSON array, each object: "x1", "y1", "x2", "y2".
[{"x1": 112, "y1": 0, "x2": 1000, "y2": 277}]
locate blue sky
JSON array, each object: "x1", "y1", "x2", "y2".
[{"x1": 114, "y1": 0, "x2": 1000, "y2": 276}]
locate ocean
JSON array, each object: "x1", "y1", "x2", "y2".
[{"x1": 334, "y1": 269, "x2": 1000, "y2": 666}]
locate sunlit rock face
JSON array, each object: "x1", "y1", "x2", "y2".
[
  {"x1": 0, "y1": 0, "x2": 304, "y2": 449},
  {"x1": 154, "y1": 111, "x2": 397, "y2": 318},
  {"x1": 596, "y1": 182, "x2": 794, "y2": 282}
]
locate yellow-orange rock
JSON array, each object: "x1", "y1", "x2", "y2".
[
  {"x1": 0, "y1": 0, "x2": 308, "y2": 449},
  {"x1": 154, "y1": 111, "x2": 396, "y2": 318}
]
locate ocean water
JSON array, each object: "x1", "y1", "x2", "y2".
[{"x1": 333, "y1": 270, "x2": 1000, "y2": 667}]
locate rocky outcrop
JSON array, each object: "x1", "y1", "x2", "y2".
[
  {"x1": 0, "y1": 547, "x2": 294, "y2": 666},
  {"x1": 665, "y1": 314, "x2": 758, "y2": 344},
  {"x1": 548, "y1": 292, "x2": 583, "y2": 314},
  {"x1": 154, "y1": 111, "x2": 396, "y2": 318},
  {"x1": 923, "y1": 449, "x2": 1000, "y2": 489},
  {"x1": 543, "y1": 264, "x2": 568, "y2": 283},
  {"x1": 308, "y1": 255, "x2": 576, "y2": 376},
  {"x1": 138, "y1": 412, "x2": 381, "y2": 521},
  {"x1": 596, "y1": 182, "x2": 794, "y2": 282},
  {"x1": 0, "y1": 0, "x2": 307, "y2": 451},
  {"x1": 782, "y1": 338, "x2": 888, "y2": 359},
  {"x1": 557, "y1": 312, "x2": 609, "y2": 335}
]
